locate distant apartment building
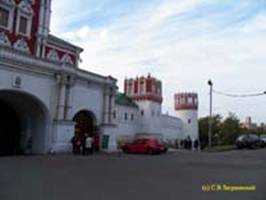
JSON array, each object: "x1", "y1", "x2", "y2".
[{"x1": 241, "y1": 117, "x2": 257, "y2": 130}]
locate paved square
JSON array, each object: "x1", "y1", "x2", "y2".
[{"x1": 0, "y1": 149, "x2": 265, "y2": 200}]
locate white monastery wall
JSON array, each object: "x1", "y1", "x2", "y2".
[
  {"x1": 71, "y1": 81, "x2": 104, "y2": 124},
  {"x1": 160, "y1": 114, "x2": 183, "y2": 141}
]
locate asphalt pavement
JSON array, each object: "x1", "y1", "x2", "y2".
[{"x1": 0, "y1": 149, "x2": 265, "y2": 200}]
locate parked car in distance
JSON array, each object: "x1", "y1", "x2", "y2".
[
  {"x1": 235, "y1": 134, "x2": 261, "y2": 149},
  {"x1": 122, "y1": 138, "x2": 168, "y2": 154},
  {"x1": 259, "y1": 134, "x2": 266, "y2": 147}
]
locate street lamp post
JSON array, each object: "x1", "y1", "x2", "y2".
[{"x1": 207, "y1": 80, "x2": 213, "y2": 148}]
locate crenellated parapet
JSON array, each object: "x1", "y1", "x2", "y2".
[
  {"x1": 124, "y1": 74, "x2": 163, "y2": 104},
  {"x1": 175, "y1": 93, "x2": 198, "y2": 111}
]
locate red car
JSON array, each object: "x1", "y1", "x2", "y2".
[{"x1": 122, "y1": 138, "x2": 168, "y2": 154}]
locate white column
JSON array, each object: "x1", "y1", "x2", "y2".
[
  {"x1": 108, "y1": 94, "x2": 112, "y2": 124},
  {"x1": 55, "y1": 74, "x2": 67, "y2": 120},
  {"x1": 35, "y1": 0, "x2": 45, "y2": 57},
  {"x1": 57, "y1": 83, "x2": 66, "y2": 120},
  {"x1": 38, "y1": 0, "x2": 45, "y2": 35},
  {"x1": 109, "y1": 94, "x2": 115, "y2": 124},
  {"x1": 44, "y1": 0, "x2": 51, "y2": 35},
  {"x1": 64, "y1": 85, "x2": 70, "y2": 120},
  {"x1": 103, "y1": 90, "x2": 110, "y2": 124},
  {"x1": 64, "y1": 76, "x2": 75, "y2": 120}
]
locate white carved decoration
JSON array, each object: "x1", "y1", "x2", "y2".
[
  {"x1": 47, "y1": 49, "x2": 60, "y2": 62},
  {"x1": 18, "y1": 0, "x2": 33, "y2": 15},
  {"x1": 61, "y1": 54, "x2": 74, "y2": 65},
  {"x1": 13, "y1": 38, "x2": 30, "y2": 53},
  {"x1": 0, "y1": 32, "x2": 11, "y2": 47},
  {"x1": 1, "y1": 0, "x2": 16, "y2": 7}
]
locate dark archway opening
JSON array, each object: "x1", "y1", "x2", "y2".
[
  {"x1": 0, "y1": 100, "x2": 21, "y2": 156},
  {"x1": 73, "y1": 110, "x2": 96, "y2": 138},
  {"x1": 0, "y1": 90, "x2": 49, "y2": 156},
  {"x1": 73, "y1": 110, "x2": 101, "y2": 152}
]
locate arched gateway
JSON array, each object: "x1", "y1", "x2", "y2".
[
  {"x1": 73, "y1": 110, "x2": 97, "y2": 138},
  {"x1": 0, "y1": 90, "x2": 50, "y2": 156},
  {"x1": 72, "y1": 110, "x2": 101, "y2": 151}
]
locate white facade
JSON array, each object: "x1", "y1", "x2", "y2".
[
  {"x1": 175, "y1": 110, "x2": 198, "y2": 141},
  {"x1": 175, "y1": 93, "x2": 199, "y2": 142},
  {"x1": 0, "y1": 48, "x2": 200, "y2": 154},
  {"x1": 134, "y1": 100, "x2": 162, "y2": 134},
  {"x1": 111, "y1": 91, "x2": 197, "y2": 150},
  {"x1": 160, "y1": 114, "x2": 183, "y2": 141},
  {"x1": 112, "y1": 104, "x2": 140, "y2": 149},
  {"x1": 0, "y1": 47, "x2": 117, "y2": 154},
  {"x1": 0, "y1": 0, "x2": 199, "y2": 155}
]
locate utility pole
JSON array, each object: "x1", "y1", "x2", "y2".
[{"x1": 207, "y1": 80, "x2": 213, "y2": 148}]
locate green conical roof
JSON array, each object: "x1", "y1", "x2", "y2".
[{"x1": 115, "y1": 93, "x2": 138, "y2": 108}]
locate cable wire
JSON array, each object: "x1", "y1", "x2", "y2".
[{"x1": 213, "y1": 89, "x2": 266, "y2": 98}]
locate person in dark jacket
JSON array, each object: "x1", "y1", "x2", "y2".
[
  {"x1": 184, "y1": 139, "x2": 188, "y2": 149},
  {"x1": 194, "y1": 139, "x2": 199, "y2": 150},
  {"x1": 81, "y1": 134, "x2": 87, "y2": 155},
  {"x1": 180, "y1": 140, "x2": 184, "y2": 149},
  {"x1": 187, "y1": 136, "x2": 192, "y2": 150},
  {"x1": 71, "y1": 135, "x2": 80, "y2": 154}
]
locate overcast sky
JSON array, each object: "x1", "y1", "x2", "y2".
[{"x1": 51, "y1": 0, "x2": 266, "y2": 123}]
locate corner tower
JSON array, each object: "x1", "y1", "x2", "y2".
[
  {"x1": 175, "y1": 93, "x2": 199, "y2": 141},
  {"x1": 124, "y1": 74, "x2": 162, "y2": 134}
]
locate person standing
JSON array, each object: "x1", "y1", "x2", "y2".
[
  {"x1": 184, "y1": 139, "x2": 188, "y2": 149},
  {"x1": 86, "y1": 136, "x2": 93, "y2": 154},
  {"x1": 180, "y1": 140, "x2": 184, "y2": 149},
  {"x1": 93, "y1": 134, "x2": 100, "y2": 152},
  {"x1": 194, "y1": 139, "x2": 199, "y2": 151},
  {"x1": 71, "y1": 135, "x2": 80, "y2": 154},
  {"x1": 188, "y1": 137, "x2": 192, "y2": 150},
  {"x1": 80, "y1": 134, "x2": 87, "y2": 155}
]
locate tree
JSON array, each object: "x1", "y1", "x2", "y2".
[
  {"x1": 199, "y1": 114, "x2": 222, "y2": 148},
  {"x1": 218, "y1": 113, "x2": 241, "y2": 145}
]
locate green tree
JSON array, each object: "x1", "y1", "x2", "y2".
[
  {"x1": 199, "y1": 114, "x2": 222, "y2": 148},
  {"x1": 218, "y1": 113, "x2": 241, "y2": 145}
]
